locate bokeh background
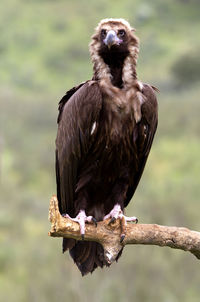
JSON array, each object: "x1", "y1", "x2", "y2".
[{"x1": 1, "y1": 0, "x2": 200, "y2": 301}]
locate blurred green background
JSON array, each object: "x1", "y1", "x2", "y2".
[{"x1": 1, "y1": 0, "x2": 200, "y2": 301}]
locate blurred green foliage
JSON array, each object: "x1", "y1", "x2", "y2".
[
  {"x1": 1, "y1": 0, "x2": 200, "y2": 301},
  {"x1": 172, "y1": 50, "x2": 200, "y2": 87}
]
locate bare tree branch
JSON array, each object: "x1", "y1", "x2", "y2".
[{"x1": 48, "y1": 195, "x2": 200, "y2": 263}]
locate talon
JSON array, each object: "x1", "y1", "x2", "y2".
[
  {"x1": 103, "y1": 204, "x2": 138, "y2": 242},
  {"x1": 62, "y1": 213, "x2": 70, "y2": 218},
  {"x1": 120, "y1": 234, "x2": 125, "y2": 243},
  {"x1": 63, "y1": 210, "x2": 97, "y2": 239},
  {"x1": 120, "y1": 216, "x2": 126, "y2": 240},
  {"x1": 92, "y1": 217, "x2": 97, "y2": 227},
  {"x1": 108, "y1": 217, "x2": 116, "y2": 225}
]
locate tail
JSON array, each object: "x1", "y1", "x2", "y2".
[{"x1": 63, "y1": 238, "x2": 123, "y2": 276}]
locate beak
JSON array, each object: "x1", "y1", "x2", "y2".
[{"x1": 103, "y1": 30, "x2": 122, "y2": 49}]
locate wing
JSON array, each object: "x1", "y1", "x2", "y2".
[
  {"x1": 56, "y1": 81, "x2": 102, "y2": 216},
  {"x1": 125, "y1": 84, "x2": 158, "y2": 207},
  {"x1": 57, "y1": 81, "x2": 88, "y2": 124}
]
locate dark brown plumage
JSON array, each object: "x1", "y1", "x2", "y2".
[{"x1": 55, "y1": 18, "x2": 158, "y2": 275}]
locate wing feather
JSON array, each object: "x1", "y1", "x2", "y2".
[
  {"x1": 56, "y1": 81, "x2": 102, "y2": 216},
  {"x1": 125, "y1": 84, "x2": 158, "y2": 206},
  {"x1": 57, "y1": 81, "x2": 88, "y2": 124}
]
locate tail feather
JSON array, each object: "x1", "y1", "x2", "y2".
[
  {"x1": 63, "y1": 238, "x2": 76, "y2": 252},
  {"x1": 63, "y1": 239, "x2": 123, "y2": 276},
  {"x1": 74, "y1": 242, "x2": 98, "y2": 275},
  {"x1": 62, "y1": 241, "x2": 110, "y2": 275}
]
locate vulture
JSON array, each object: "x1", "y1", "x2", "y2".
[{"x1": 55, "y1": 18, "x2": 158, "y2": 276}]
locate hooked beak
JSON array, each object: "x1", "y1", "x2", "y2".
[{"x1": 103, "y1": 30, "x2": 122, "y2": 49}]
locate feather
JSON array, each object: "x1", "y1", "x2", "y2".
[{"x1": 55, "y1": 19, "x2": 158, "y2": 275}]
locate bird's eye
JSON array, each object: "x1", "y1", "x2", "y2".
[
  {"x1": 118, "y1": 29, "x2": 126, "y2": 37},
  {"x1": 101, "y1": 29, "x2": 107, "y2": 38}
]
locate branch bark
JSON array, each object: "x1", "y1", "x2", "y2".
[{"x1": 48, "y1": 195, "x2": 200, "y2": 263}]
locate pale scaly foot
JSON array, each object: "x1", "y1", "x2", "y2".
[
  {"x1": 103, "y1": 204, "x2": 138, "y2": 243},
  {"x1": 63, "y1": 210, "x2": 97, "y2": 240}
]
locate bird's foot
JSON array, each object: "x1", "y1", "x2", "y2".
[
  {"x1": 103, "y1": 204, "x2": 138, "y2": 243},
  {"x1": 62, "y1": 210, "x2": 97, "y2": 240}
]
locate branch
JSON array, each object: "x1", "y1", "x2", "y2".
[{"x1": 48, "y1": 195, "x2": 200, "y2": 263}]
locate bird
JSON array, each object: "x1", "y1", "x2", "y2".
[{"x1": 55, "y1": 18, "x2": 158, "y2": 276}]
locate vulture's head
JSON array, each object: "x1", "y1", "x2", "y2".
[{"x1": 90, "y1": 18, "x2": 139, "y2": 84}]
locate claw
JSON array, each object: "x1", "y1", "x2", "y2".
[
  {"x1": 120, "y1": 234, "x2": 125, "y2": 243},
  {"x1": 108, "y1": 217, "x2": 116, "y2": 225},
  {"x1": 92, "y1": 217, "x2": 98, "y2": 227},
  {"x1": 62, "y1": 214, "x2": 70, "y2": 218}
]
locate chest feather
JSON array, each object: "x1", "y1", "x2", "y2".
[{"x1": 103, "y1": 96, "x2": 135, "y2": 145}]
